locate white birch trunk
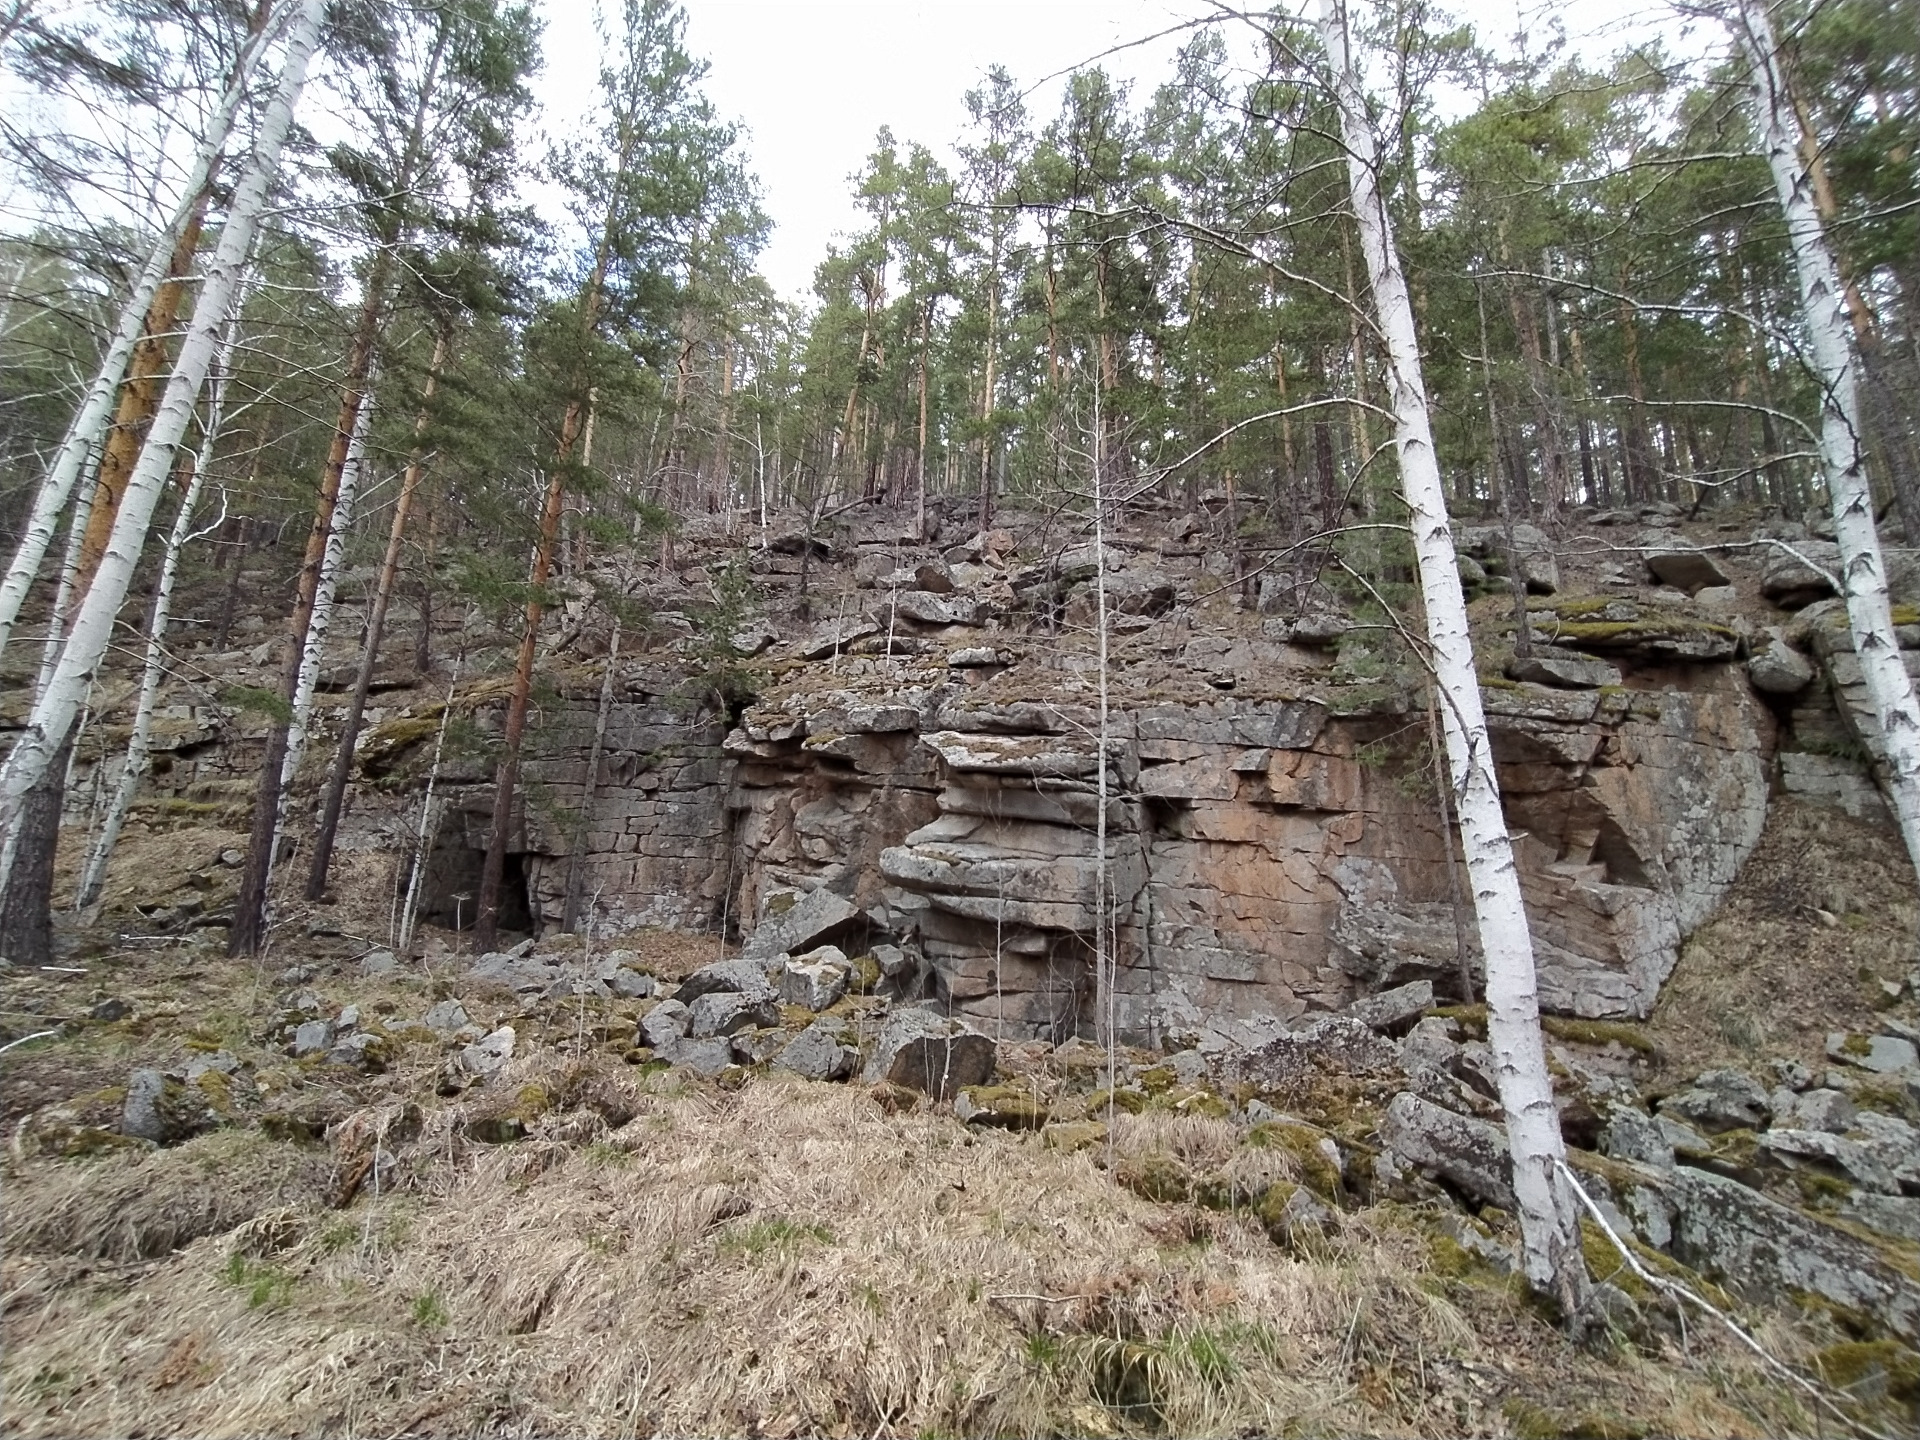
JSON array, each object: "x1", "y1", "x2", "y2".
[
  {"x1": 76, "y1": 313, "x2": 244, "y2": 911},
  {"x1": 0, "y1": 0, "x2": 326, "y2": 879},
  {"x1": 1316, "y1": 0, "x2": 1585, "y2": 1308},
  {"x1": 1734, "y1": 0, "x2": 1920, "y2": 878},
  {"x1": 33, "y1": 464, "x2": 99, "y2": 700},
  {"x1": 0, "y1": 12, "x2": 279, "y2": 655},
  {"x1": 269, "y1": 375, "x2": 376, "y2": 871}
]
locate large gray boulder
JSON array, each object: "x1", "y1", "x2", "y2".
[
  {"x1": 860, "y1": 1009, "x2": 994, "y2": 1098},
  {"x1": 742, "y1": 888, "x2": 862, "y2": 963},
  {"x1": 640, "y1": 999, "x2": 692, "y2": 1050},
  {"x1": 1234, "y1": 1017, "x2": 1399, "y2": 1093},
  {"x1": 687, "y1": 990, "x2": 780, "y2": 1040},
  {"x1": 773, "y1": 1020, "x2": 861, "y2": 1082},
  {"x1": 1747, "y1": 636, "x2": 1815, "y2": 695},
  {"x1": 1384, "y1": 1088, "x2": 1920, "y2": 1344},
  {"x1": 1664, "y1": 1166, "x2": 1920, "y2": 1345},
  {"x1": 121, "y1": 1069, "x2": 213, "y2": 1145},
  {"x1": 1380, "y1": 1092, "x2": 1515, "y2": 1209},
  {"x1": 1345, "y1": 981, "x2": 1434, "y2": 1034},
  {"x1": 676, "y1": 957, "x2": 778, "y2": 1003},
  {"x1": 1656, "y1": 1069, "x2": 1770, "y2": 1134},
  {"x1": 1644, "y1": 548, "x2": 1730, "y2": 594}
]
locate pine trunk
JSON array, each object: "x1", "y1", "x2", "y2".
[
  {"x1": 76, "y1": 315, "x2": 238, "y2": 911},
  {"x1": 472, "y1": 453, "x2": 572, "y2": 952}
]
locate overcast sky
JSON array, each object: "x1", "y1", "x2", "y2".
[{"x1": 530, "y1": 0, "x2": 1707, "y2": 305}]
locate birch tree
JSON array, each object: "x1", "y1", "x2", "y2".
[
  {"x1": 75, "y1": 310, "x2": 244, "y2": 911},
  {"x1": 1731, "y1": 0, "x2": 1920, "y2": 879},
  {"x1": 1314, "y1": 0, "x2": 1587, "y2": 1311},
  {"x1": 0, "y1": 0, "x2": 327, "y2": 894},
  {"x1": 0, "y1": 6, "x2": 277, "y2": 654}
]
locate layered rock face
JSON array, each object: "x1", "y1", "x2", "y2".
[{"x1": 704, "y1": 663, "x2": 1771, "y2": 1042}]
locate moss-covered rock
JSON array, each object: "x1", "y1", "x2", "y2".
[
  {"x1": 1245, "y1": 1121, "x2": 1344, "y2": 1203},
  {"x1": 955, "y1": 1084, "x2": 1049, "y2": 1131}
]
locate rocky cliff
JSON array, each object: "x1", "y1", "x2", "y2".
[{"x1": 141, "y1": 496, "x2": 1910, "y2": 1046}]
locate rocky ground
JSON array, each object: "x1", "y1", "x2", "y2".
[{"x1": 3, "y1": 803, "x2": 1919, "y2": 1437}]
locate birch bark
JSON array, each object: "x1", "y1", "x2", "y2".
[
  {"x1": 1732, "y1": 0, "x2": 1920, "y2": 879},
  {"x1": 0, "y1": 0, "x2": 325, "y2": 882},
  {"x1": 270, "y1": 372, "x2": 377, "y2": 879},
  {"x1": 1315, "y1": 0, "x2": 1586, "y2": 1309},
  {"x1": 0, "y1": 11, "x2": 277, "y2": 654},
  {"x1": 75, "y1": 313, "x2": 242, "y2": 911}
]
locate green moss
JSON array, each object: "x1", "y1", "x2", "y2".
[
  {"x1": 1086, "y1": 1087, "x2": 1148, "y2": 1116},
  {"x1": 846, "y1": 953, "x2": 882, "y2": 995},
  {"x1": 957, "y1": 1084, "x2": 1049, "y2": 1131},
  {"x1": 1890, "y1": 605, "x2": 1920, "y2": 628},
  {"x1": 1117, "y1": 1154, "x2": 1191, "y2": 1204},
  {"x1": 1426, "y1": 1004, "x2": 1488, "y2": 1040},
  {"x1": 1161, "y1": 1087, "x2": 1230, "y2": 1119},
  {"x1": 1540, "y1": 1017, "x2": 1658, "y2": 1056},
  {"x1": 1840, "y1": 1032, "x2": 1874, "y2": 1058},
  {"x1": 192, "y1": 1070, "x2": 244, "y2": 1122},
  {"x1": 1245, "y1": 1122, "x2": 1343, "y2": 1202},
  {"x1": 1578, "y1": 1220, "x2": 1736, "y2": 1311},
  {"x1": 1136, "y1": 1063, "x2": 1177, "y2": 1094},
  {"x1": 1815, "y1": 1339, "x2": 1920, "y2": 1401},
  {"x1": 1547, "y1": 596, "x2": 1620, "y2": 618}
]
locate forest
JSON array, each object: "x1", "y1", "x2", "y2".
[{"x1": 3, "y1": 0, "x2": 1920, "y2": 1434}]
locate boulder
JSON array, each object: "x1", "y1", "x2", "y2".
[
  {"x1": 667, "y1": 1036, "x2": 738, "y2": 1078},
  {"x1": 1344, "y1": 980, "x2": 1434, "y2": 1033},
  {"x1": 742, "y1": 888, "x2": 862, "y2": 963},
  {"x1": 1761, "y1": 541, "x2": 1840, "y2": 608},
  {"x1": 1657, "y1": 1069, "x2": 1771, "y2": 1134},
  {"x1": 1774, "y1": 1087, "x2": 1855, "y2": 1133},
  {"x1": 772, "y1": 1020, "x2": 861, "y2": 1081},
  {"x1": 1380, "y1": 1091, "x2": 1515, "y2": 1210},
  {"x1": 1829, "y1": 1032, "x2": 1920, "y2": 1074},
  {"x1": 422, "y1": 1000, "x2": 471, "y2": 1037},
  {"x1": 913, "y1": 561, "x2": 955, "y2": 594},
  {"x1": 687, "y1": 990, "x2": 780, "y2": 1040},
  {"x1": 1843, "y1": 1193, "x2": 1920, "y2": 1244},
  {"x1": 469, "y1": 952, "x2": 557, "y2": 992},
  {"x1": 640, "y1": 999, "x2": 692, "y2": 1050},
  {"x1": 360, "y1": 949, "x2": 400, "y2": 977},
  {"x1": 460, "y1": 1025, "x2": 515, "y2": 1078},
  {"x1": 860, "y1": 1009, "x2": 994, "y2": 1099},
  {"x1": 325, "y1": 1032, "x2": 389, "y2": 1074},
  {"x1": 1747, "y1": 637, "x2": 1815, "y2": 694},
  {"x1": 1663, "y1": 1166, "x2": 1920, "y2": 1345},
  {"x1": 1234, "y1": 1017, "x2": 1400, "y2": 1093},
  {"x1": 675, "y1": 957, "x2": 779, "y2": 1003},
  {"x1": 289, "y1": 1019, "x2": 335, "y2": 1058},
  {"x1": 1600, "y1": 1106, "x2": 1675, "y2": 1169},
  {"x1": 1645, "y1": 549, "x2": 1731, "y2": 594},
  {"x1": 780, "y1": 947, "x2": 850, "y2": 1011},
  {"x1": 1508, "y1": 652, "x2": 1623, "y2": 690},
  {"x1": 1758, "y1": 1128, "x2": 1900, "y2": 1194},
  {"x1": 121, "y1": 1069, "x2": 213, "y2": 1145},
  {"x1": 1853, "y1": 1112, "x2": 1920, "y2": 1191}
]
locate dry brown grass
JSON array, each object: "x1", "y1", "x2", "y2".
[
  {"x1": 1652, "y1": 798, "x2": 1920, "y2": 1080},
  {"x1": 1, "y1": 1060, "x2": 1810, "y2": 1439}
]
